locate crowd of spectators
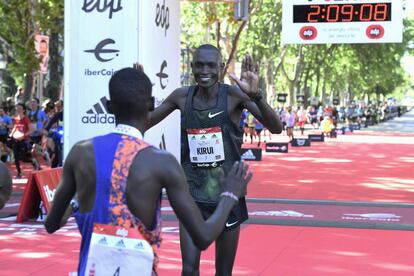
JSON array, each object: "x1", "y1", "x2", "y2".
[
  {"x1": 0, "y1": 88, "x2": 63, "y2": 178},
  {"x1": 242, "y1": 101, "x2": 410, "y2": 143}
]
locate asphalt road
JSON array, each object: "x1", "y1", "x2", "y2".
[{"x1": 366, "y1": 108, "x2": 414, "y2": 133}]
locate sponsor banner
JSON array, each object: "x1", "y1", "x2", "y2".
[
  {"x1": 265, "y1": 142, "x2": 289, "y2": 153},
  {"x1": 351, "y1": 124, "x2": 361, "y2": 130},
  {"x1": 296, "y1": 94, "x2": 305, "y2": 102},
  {"x1": 139, "y1": 0, "x2": 181, "y2": 160},
  {"x1": 35, "y1": 34, "x2": 49, "y2": 74},
  {"x1": 17, "y1": 168, "x2": 62, "y2": 222},
  {"x1": 291, "y1": 138, "x2": 311, "y2": 147},
  {"x1": 64, "y1": 0, "x2": 180, "y2": 160},
  {"x1": 277, "y1": 93, "x2": 288, "y2": 103},
  {"x1": 340, "y1": 126, "x2": 352, "y2": 134},
  {"x1": 308, "y1": 134, "x2": 325, "y2": 142},
  {"x1": 241, "y1": 148, "x2": 262, "y2": 161}
]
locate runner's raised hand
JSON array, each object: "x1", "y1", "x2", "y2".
[{"x1": 229, "y1": 55, "x2": 260, "y2": 98}]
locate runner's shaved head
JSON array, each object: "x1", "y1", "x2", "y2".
[
  {"x1": 108, "y1": 68, "x2": 153, "y2": 118},
  {"x1": 194, "y1": 44, "x2": 222, "y2": 62}
]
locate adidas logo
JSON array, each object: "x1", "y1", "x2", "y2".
[
  {"x1": 241, "y1": 149, "x2": 256, "y2": 160},
  {"x1": 82, "y1": 97, "x2": 115, "y2": 124},
  {"x1": 134, "y1": 241, "x2": 144, "y2": 250},
  {"x1": 297, "y1": 139, "x2": 306, "y2": 146},
  {"x1": 115, "y1": 239, "x2": 126, "y2": 248},
  {"x1": 98, "y1": 237, "x2": 108, "y2": 245}
]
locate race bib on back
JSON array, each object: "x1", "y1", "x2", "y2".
[
  {"x1": 187, "y1": 127, "x2": 225, "y2": 168},
  {"x1": 85, "y1": 224, "x2": 154, "y2": 276}
]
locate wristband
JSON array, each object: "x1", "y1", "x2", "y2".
[
  {"x1": 249, "y1": 89, "x2": 263, "y2": 102},
  {"x1": 220, "y1": 191, "x2": 239, "y2": 202}
]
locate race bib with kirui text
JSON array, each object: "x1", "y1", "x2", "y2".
[
  {"x1": 85, "y1": 224, "x2": 154, "y2": 276},
  {"x1": 187, "y1": 127, "x2": 225, "y2": 168}
]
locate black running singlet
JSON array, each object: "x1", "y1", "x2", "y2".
[{"x1": 181, "y1": 84, "x2": 244, "y2": 203}]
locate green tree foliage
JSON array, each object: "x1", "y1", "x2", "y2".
[
  {"x1": 0, "y1": 0, "x2": 63, "y2": 102},
  {"x1": 0, "y1": 1, "x2": 38, "y2": 100},
  {"x1": 37, "y1": 0, "x2": 64, "y2": 101},
  {"x1": 181, "y1": 0, "x2": 414, "y2": 106}
]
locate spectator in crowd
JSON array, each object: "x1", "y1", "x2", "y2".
[
  {"x1": 246, "y1": 111, "x2": 256, "y2": 144},
  {"x1": 9, "y1": 103, "x2": 33, "y2": 178},
  {"x1": 332, "y1": 106, "x2": 339, "y2": 128},
  {"x1": 285, "y1": 106, "x2": 296, "y2": 142},
  {"x1": 320, "y1": 116, "x2": 334, "y2": 138},
  {"x1": 297, "y1": 106, "x2": 308, "y2": 136},
  {"x1": 28, "y1": 98, "x2": 49, "y2": 170},
  {"x1": 0, "y1": 108, "x2": 12, "y2": 162},
  {"x1": 279, "y1": 105, "x2": 287, "y2": 135},
  {"x1": 44, "y1": 100, "x2": 64, "y2": 168},
  {"x1": 317, "y1": 105, "x2": 324, "y2": 122},
  {"x1": 338, "y1": 106, "x2": 346, "y2": 123},
  {"x1": 254, "y1": 118, "x2": 264, "y2": 146},
  {"x1": 308, "y1": 106, "x2": 318, "y2": 129},
  {"x1": 2, "y1": 97, "x2": 15, "y2": 115}
]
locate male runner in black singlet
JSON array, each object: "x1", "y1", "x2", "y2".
[{"x1": 148, "y1": 44, "x2": 283, "y2": 276}]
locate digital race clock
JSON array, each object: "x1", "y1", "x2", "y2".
[
  {"x1": 293, "y1": 3, "x2": 391, "y2": 23},
  {"x1": 282, "y1": 0, "x2": 403, "y2": 44}
]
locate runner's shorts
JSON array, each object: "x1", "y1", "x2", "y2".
[{"x1": 195, "y1": 197, "x2": 248, "y2": 231}]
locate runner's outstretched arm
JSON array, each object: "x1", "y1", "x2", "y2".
[
  {"x1": 44, "y1": 143, "x2": 80, "y2": 233},
  {"x1": 147, "y1": 87, "x2": 189, "y2": 129},
  {"x1": 127, "y1": 148, "x2": 252, "y2": 250},
  {"x1": 132, "y1": 62, "x2": 183, "y2": 129},
  {"x1": 147, "y1": 90, "x2": 179, "y2": 129}
]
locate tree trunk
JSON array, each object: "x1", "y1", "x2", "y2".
[
  {"x1": 221, "y1": 20, "x2": 247, "y2": 81},
  {"x1": 23, "y1": 73, "x2": 34, "y2": 102},
  {"x1": 347, "y1": 79, "x2": 353, "y2": 104},
  {"x1": 321, "y1": 68, "x2": 328, "y2": 103},
  {"x1": 45, "y1": 31, "x2": 62, "y2": 101},
  {"x1": 288, "y1": 82, "x2": 294, "y2": 105}
]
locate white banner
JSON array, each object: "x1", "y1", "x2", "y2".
[
  {"x1": 282, "y1": 0, "x2": 403, "y2": 44},
  {"x1": 64, "y1": 0, "x2": 180, "y2": 160},
  {"x1": 139, "y1": 0, "x2": 181, "y2": 159}
]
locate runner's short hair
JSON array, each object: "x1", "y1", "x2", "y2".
[{"x1": 109, "y1": 68, "x2": 152, "y2": 108}]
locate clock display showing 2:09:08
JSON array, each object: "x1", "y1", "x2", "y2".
[{"x1": 293, "y1": 3, "x2": 391, "y2": 23}]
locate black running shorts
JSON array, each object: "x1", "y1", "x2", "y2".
[{"x1": 195, "y1": 197, "x2": 248, "y2": 231}]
